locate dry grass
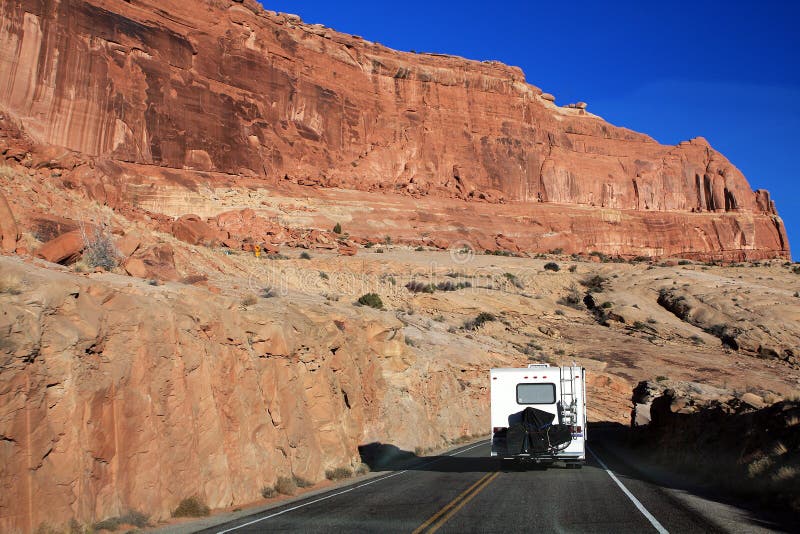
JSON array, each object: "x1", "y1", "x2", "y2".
[{"x1": 172, "y1": 496, "x2": 210, "y2": 518}]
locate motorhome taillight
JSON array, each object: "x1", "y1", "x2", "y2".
[{"x1": 493, "y1": 427, "x2": 507, "y2": 434}]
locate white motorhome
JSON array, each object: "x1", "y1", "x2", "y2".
[{"x1": 490, "y1": 364, "x2": 586, "y2": 468}]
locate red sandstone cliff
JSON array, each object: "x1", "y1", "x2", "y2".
[{"x1": 0, "y1": 0, "x2": 790, "y2": 259}]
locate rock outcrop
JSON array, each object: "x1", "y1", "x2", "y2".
[
  {"x1": 0, "y1": 189, "x2": 18, "y2": 253},
  {"x1": 0, "y1": 257, "x2": 489, "y2": 532},
  {"x1": 629, "y1": 380, "x2": 800, "y2": 514},
  {"x1": 0, "y1": 0, "x2": 790, "y2": 259}
]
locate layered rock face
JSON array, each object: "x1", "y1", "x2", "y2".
[
  {"x1": 0, "y1": 257, "x2": 488, "y2": 532},
  {"x1": 0, "y1": 0, "x2": 789, "y2": 259}
]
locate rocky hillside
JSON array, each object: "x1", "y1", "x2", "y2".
[{"x1": 0, "y1": 0, "x2": 790, "y2": 260}]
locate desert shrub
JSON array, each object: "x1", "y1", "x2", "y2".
[
  {"x1": 357, "y1": 293, "x2": 383, "y2": 309},
  {"x1": 601, "y1": 301, "x2": 613, "y2": 309},
  {"x1": 580, "y1": 274, "x2": 607, "y2": 292},
  {"x1": 406, "y1": 281, "x2": 436, "y2": 294},
  {"x1": 792, "y1": 265, "x2": 800, "y2": 274},
  {"x1": 294, "y1": 476, "x2": 313, "y2": 488},
  {"x1": 548, "y1": 248, "x2": 564, "y2": 255},
  {"x1": 333, "y1": 222, "x2": 342, "y2": 234},
  {"x1": 81, "y1": 226, "x2": 120, "y2": 270},
  {"x1": 568, "y1": 265, "x2": 577, "y2": 273},
  {"x1": 655, "y1": 375, "x2": 669, "y2": 382},
  {"x1": 299, "y1": 251, "x2": 311, "y2": 260},
  {"x1": 384, "y1": 235, "x2": 392, "y2": 245},
  {"x1": 689, "y1": 335, "x2": 704, "y2": 344},
  {"x1": 543, "y1": 262, "x2": 560, "y2": 272},
  {"x1": 261, "y1": 486, "x2": 276, "y2": 498},
  {"x1": 319, "y1": 271, "x2": 329, "y2": 280},
  {"x1": 415, "y1": 246, "x2": 425, "y2": 251},
  {"x1": 557, "y1": 285, "x2": 583, "y2": 309},
  {"x1": 678, "y1": 260, "x2": 691, "y2": 265},
  {"x1": 354, "y1": 463, "x2": 370, "y2": 475},
  {"x1": 555, "y1": 348, "x2": 565, "y2": 355},
  {"x1": 325, "y1": 467, "x2": 353, "y2": 481},
  {"x1": 260, "y1": 286, "x2": 275, "y2": 298},
  {"x1": 405, "y1": 337, "x2": 418, "y2": 347},
  {"x1": 632, "y1": 255, "x2": 651, "y2": 263},
  {"x1": 375, "y1": 248, "x2": 384, "y2": 253},
  {"x1": 266, "y1": 253, "x2": 288, "y2": 260},
  {"x1": 555, "y1": 309, "x2": 565, "y2": 316},
  {"x1": 172, "y1": 496, "x2": 210, "y2": 518},
  {"x1": 433, "y1": 315, "x2": 446, "y2": 322},
  {"x1": 489, "y1": 249, "x2": 514, "y2": 257},
  {"x1": 275, "y1": 476, "x2": 297, "y2": 495},
  {"x1": 647, "y1": 317, "x2": 657, "y2": 324},
  {"x1": 464, "y1": 312, "x2": 496, "y2": 330},
  {"x1": 241, "y1": 294, "x2": 258, "y2": 307},
  {"x1": 436, "y1": 280, "x2": 471, "y2": 291},
  {"x1": 94, "y1": 511, "x2": 149, "y2": 531},
  {"x1": 504, "y1": 272, "x2": 524, "y2": 288},
  {"x1": 364, "y1": 242, "x2": 374, "y2": 248}
]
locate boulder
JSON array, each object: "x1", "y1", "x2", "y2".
[
  {"x1": 36, "y1": 230, "x2": 84, "y2": 264},
  {"x1": 116, "y1": 233, "x2": 141, "y2": 258},
  {"x1": 540, "y1": 92, "x2": 556, "y2": 102},
  {"x1": 171, "y1": 214, "x2": 218, "y2": 245}
]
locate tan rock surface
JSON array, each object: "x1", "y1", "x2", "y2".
[{"x1": 0, "y1": 189, "x2": 18, "y2": 253}]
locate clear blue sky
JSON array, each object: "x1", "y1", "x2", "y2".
[{"x1": 263, "y1": 1, "x2": 800, "y2": 259}]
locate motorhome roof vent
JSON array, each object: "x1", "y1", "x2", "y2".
[{"x1": 527, "y1": 363, "x2": 551, "y2": 368}]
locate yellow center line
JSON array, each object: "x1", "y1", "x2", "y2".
[
  {"x1": 427, "y1": 471, "x2": 500, "y2": 533},
  {"x1": 412, "y1": 471, "x2": 500, "y2": 534}
]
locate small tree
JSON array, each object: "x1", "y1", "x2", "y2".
[{"x1": 333, "y1": 223, "x2": 342, "y2": 234}]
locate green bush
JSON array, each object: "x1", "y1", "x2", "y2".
[
  {"x1": 172, "y1": 496, "x2": 210, "y2": 518},
  {"x1": 300, "y1": 251, "x2": 311, "y2": 260},
  {"x1": 357, "y1": 293, "x2": 383, "y2": 309},
  {"x1": 333, "y1": 223, "x2": 342, "y2": 234},
  {"x1": 543, "y1": 262, "x2": 560, "y2": 272},
  {"x1": 580, "y1": 275, "x2": 607, "y2": 292},
  {"x1": 406, "y1": 281, "x2": 436, "y2": 293},
  {"x1": 504, "y1": 272, "x2": 524, "y2": 288},
  {"x1": 261, "y1": 486, "x2": 276, "y2": 498}
]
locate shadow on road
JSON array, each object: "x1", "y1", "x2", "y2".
[
  {"x1": 359, "y1": 423, "x2": 796, "y2": 533},
  {"x1": 357, "y1": 441, "x2": 584, "y2": 474}
]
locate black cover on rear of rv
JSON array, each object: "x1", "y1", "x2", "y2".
[
  {"x1": 522, "y1": 407, "x2": 555, "y2": 429},
  {"x1": 503, "y1": 408, "x2": 572, "y2": 455}
]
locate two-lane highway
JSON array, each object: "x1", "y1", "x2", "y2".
[{"x1": 197, "y1": 439, "x2": 738, "y2": 533}]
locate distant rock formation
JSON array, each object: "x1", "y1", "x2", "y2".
[{"x1": 0, "y1": 0, "x2": 789, "y2": 260}]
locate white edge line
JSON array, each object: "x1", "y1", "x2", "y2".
[
  {"x1": 587, "y1": 445, "x2": 669, "y2": 534},
  {"x1": 216, "y1": 440, "x2": 489, "y2": 533}
]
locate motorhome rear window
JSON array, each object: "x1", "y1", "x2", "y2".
[{"x1": 516, "y1": 383, "x2": 556, "y2": 404}]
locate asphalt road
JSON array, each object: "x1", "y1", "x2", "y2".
[{"x1": 192, "y1": 433, "x2": 788, "y2": 534}]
